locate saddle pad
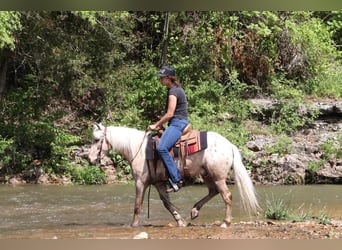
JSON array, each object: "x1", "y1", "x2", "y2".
[{"x1": 187, "y1": 131, "x2": 207, "y2": 155}]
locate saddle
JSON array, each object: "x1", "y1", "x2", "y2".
[{"x1": 146, "y1": 124, "x2": 207, "y2": 179}]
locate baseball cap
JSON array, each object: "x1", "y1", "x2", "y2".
[{"x1": 158, "y1": 66, "x2": 176, "y2": 77}]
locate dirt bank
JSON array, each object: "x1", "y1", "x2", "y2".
[{"x1": 2, "y1": 220, "x2": 341, "y2": 239}]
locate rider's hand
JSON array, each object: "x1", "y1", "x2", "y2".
[{"x1": 147, "y1": 124, "x2": 159, "y2": 131}]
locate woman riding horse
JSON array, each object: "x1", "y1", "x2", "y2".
[{"x1": 147, "y1": 66, "x2": 188, "y2": 192}]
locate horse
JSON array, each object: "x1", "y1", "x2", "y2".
[{"x1": 88, "y1": 123, "x2": 260, "y2": 228}]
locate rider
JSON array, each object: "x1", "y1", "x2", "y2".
[{"x1": 147, "y1": 66, "x2": 189, "y2": 192}]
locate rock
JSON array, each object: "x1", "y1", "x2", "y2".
[
  {"x1": 250, "y1": 99, "x2": 342, "y2": 118},
  {"x1": 37, "y1": 173, "x2": 50, "y2": 184},
  {"x1": 100, "y1": 165, "x2": 117, "y2": 184},
  {"x1": 246, "y1": 140, "x2": 265, "y2": 152},
  {"x1": 133, "y1": 232, "x2": 149, "y2": 239},
  {"x1": 315, "y1": 163, "x2": 342, "y2": 184},
  {"x1": 8, "y1": 176, "x2": 25, "y2": 185}
]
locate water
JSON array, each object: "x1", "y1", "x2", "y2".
[{"x1": 0, "y1": 184, "x2": 341, "y2": 237}]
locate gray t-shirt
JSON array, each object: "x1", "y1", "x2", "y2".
[{"x1": 167, "y1": 86, "x2": 188, "y2": 120}]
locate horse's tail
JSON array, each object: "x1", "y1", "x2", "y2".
[{"x1": 231, "y1": 144, "x2": 260, "y2": 215}]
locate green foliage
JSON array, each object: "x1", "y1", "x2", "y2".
[
  {"x1": 270, "y1": 78, "x2": 319, "y2": 133},
  {"x1": 311, "y1": 64, "x2": 342, "y2": 98},
  {"x1": 109, "y1": 151, "x2": 131, "y2": 180},
  {"x1": 187, "y1": 80, "x2": 225, "y2": 119},
  {"x1": 68, "y1": 165, "x2": 107, "y2": 185},
  {"x1": 315, "y1": 210, "x2": 332, "y2": 225},
  {"x1": 320, "y1": 134, "x2": 342, "y2": 160},
  {"x1": 265, "y1": 134, "x2": 293, "y2": 156},
  {"x1": 47, "y1": 128, "x2": 81, "y2": 174},
  {"x1": 324, "y1": 11, "x2": 342, "y2": 50},
  {"x1": 166, "y1": 12, "x2": 217, "y2": 83},
  {"x1": 307, "y1": 159, "x2": 326, "y2": 173},
  {"x1": 103, "y1": 63, "x2": 166, "y2": 128},
  {"x1": 0, "y1": 11, "x2": 22, "y2": 50},
  {"x1": 223, "y1": 71, "x2": 256, "y2": 121},
  {"x1": 285, "y1": 14, "x2": 338, "y2": 83},
  {"x1": 291, "y1": 204, "x2": 331, "y2": 225},
  {"x1": 0, "y1": 136, "x2": 15, "y2": 169},
  {"x1": 265, "y1": 194, "x2": 332, "y2": 224}
]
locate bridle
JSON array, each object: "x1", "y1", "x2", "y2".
[{"x1": 95, "y1": 126, "x2": 112, "y2": 165}]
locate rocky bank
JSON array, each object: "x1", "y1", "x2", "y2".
[
  {"x1": 246, "y1": 98, "x2": 342, "y2": 185},
  {"x1": 4, "y1": 99, "x2": 342, "y2": 186}
]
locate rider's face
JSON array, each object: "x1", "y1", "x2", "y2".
[{"x1": 160, "y1": 76, "x2": 171, "y2": 87}]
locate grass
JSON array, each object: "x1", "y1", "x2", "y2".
[
  {"x1": 264, "y1": 194, "x2": 331, "y2": 225},
  {"x1": 264, "y1": 134, "x2": 293, "y2": 156},
  {"x1": 264, "y1": 194, "x2": 290, "y2": 220}
]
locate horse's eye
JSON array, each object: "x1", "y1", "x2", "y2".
[{"x1": 93, "y1": 139, "x2": 100, "y2": 143}]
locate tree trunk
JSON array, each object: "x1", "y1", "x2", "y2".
[
  {"x1": 160, "y1": 12, "x2": 170, "y2": 66},
  {"x1": 0, "y1": 50, "x2": 9, "y2": 96}
]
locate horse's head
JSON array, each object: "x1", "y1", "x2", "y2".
[{"x1": 88, "y1": 123, "x2": 111, "y2": 165}]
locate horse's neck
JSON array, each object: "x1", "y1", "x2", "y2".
[{"x1": 107, "y1": 126, "x2": 146, "y2": 161}]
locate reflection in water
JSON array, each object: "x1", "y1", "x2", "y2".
[{"x1": 0, "y1": 184, "x2": 341, "y2": 236}]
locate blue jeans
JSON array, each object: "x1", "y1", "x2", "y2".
[{"x1": 156, "y1": 118, "x2": 188, "y2": 183}]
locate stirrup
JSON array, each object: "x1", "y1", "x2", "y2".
[{"x1": 166, "y1": 179, "x2": 183, "y2": 193}]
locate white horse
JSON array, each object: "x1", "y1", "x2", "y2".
[{"x1": 88, "y1": 123, "x2": 260, "y2": 228}]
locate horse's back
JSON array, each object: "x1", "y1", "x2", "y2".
[
  {"x1": 206, "y1": 131, "x2": 233, "y2": 148},
  {"x1": 200, "y1": 131, "x2": 235, "y2": 173}
]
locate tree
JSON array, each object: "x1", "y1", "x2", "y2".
[{"x1": 0, "y1": 11, "x2": 21, "y2": 95}]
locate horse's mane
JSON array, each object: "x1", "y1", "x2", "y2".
[{"x1": 106, "y1": 126, "x2": 147, "y2": 160}]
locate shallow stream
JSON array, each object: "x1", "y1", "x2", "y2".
[{"x1": 0, "y1": 184, "x2": 341, "y2": 238}]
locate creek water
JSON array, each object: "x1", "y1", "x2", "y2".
[{"x1": 0, "y1": 184, "x2": 341, "y2": 238}]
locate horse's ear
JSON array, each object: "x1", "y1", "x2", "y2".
[
  {"x1": 94, "y1": 122, "x2": 105, "y2": 130},
  {"x1": 94, "y1": 122, "x2": 101, "y2": 130}
]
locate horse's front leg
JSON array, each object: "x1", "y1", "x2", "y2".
[
  {"x1": 131, "y1": 180, "x2": 147, "y2": 227},
  {"x1": 155, "y1": 182, "x2": 187, "y2": 227}
]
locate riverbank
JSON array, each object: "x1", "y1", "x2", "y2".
[{"x1": 1, "y1": 220, "x2": 341, "y2": 239}]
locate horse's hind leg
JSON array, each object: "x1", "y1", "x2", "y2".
[
  {"x1": 214, "y1": 179, "x2": 233, "y2": 228},
  {"x1": 191, "y1": 181, "x2": 218, "y2": 220},
  {"x1": 155, "y1": 182, "x2": 187, "y2": 227}
]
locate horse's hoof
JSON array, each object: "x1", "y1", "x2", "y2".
[
  {"x1": 177, "y1": 220, "x2": 187, "y2": 227},
  {"x1": 220, "y1": 221, "x2": 231, "y2": 228},
  {"x1": 191, "y1": 208, "x2": 199, "y2": 220}
]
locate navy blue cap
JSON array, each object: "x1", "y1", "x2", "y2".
[{"x1": 158, "y1": 66, "x2": 176, "y2": 77}]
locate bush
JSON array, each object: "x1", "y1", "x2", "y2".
[
  {"x1": 311, "y1": 64, "x2": 342, "y2": 98},
  {"x1": 265, "y1": 134, "x2": 293, "y2": 156},
  {"x1": 68, "y1": 165, "x2": 107, "y2": 185},
  {"x1": 320, "y1": 134, "x2": 342, "y2": 160},
  {"x1": 270, "y1": 78, "x2": 319, "y2": 133},
  {"x1": 0, "y1": 136, "x2": 15, "y2": 170}
]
